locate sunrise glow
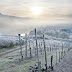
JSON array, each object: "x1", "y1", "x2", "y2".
[{"x1": 31, "y1": 6, "x2": 42, "y2": 15}]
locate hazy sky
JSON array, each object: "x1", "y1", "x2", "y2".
[
  {"x1": 0, "y1": 0, "x2": 72, "y2": 35},
  {"x1": 0, "y1": 0, "x2": 72, "y2": 18}
]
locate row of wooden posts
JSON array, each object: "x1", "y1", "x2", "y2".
[{"x1": 18, "y1": 29, "x2": 70, "y2": 72}]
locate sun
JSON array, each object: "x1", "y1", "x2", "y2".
[{"x1": 31, "y1": 6, "x2": 42, "y2": 15}]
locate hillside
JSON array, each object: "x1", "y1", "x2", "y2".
[{"x1": 29, "y1": 27, "x2": 72, "y2": 39}]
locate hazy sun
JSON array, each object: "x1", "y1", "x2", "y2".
[{"x1": 31, "y1": 6, "x2": 42, "y2": 15}]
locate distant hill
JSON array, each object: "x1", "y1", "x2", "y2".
[
  {"x1": 0, "y1": 13, "x2": 31, "y2": 20},
  {"x1": 60, "y1": 29, "x2": 72, "y2": 34},
  {"x1": 0, "y1": 13, "x2": 32, "y2": 34}
]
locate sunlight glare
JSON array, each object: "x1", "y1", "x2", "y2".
[{"x1": 31, "y1": 6, "x2": 42, "y2": 15}]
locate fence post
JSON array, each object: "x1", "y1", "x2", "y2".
[
  {"x1": 64, "y1": 51, "x2": 66, "y2": 56},
  {"x1": 50, "y1": 45, "x2": 51, "y2": 52},
  {"x1": 43, "y1": 34, "x2": 48, "y2": 72},
  {"x1": 25, "y1": 34, "x2": 27, "y2": 58},
  {"x1": 61, "y1": 51, "x2": 62, "y2": 59},
  {"x1": 32, "y1": 41, "x2": 34, "y2": 50},
  {"x1": 41, "y1": 42, "x2": 43, "y2": 53},
  {"x1": 62, "y1": 43, "x2": 63, "y2": 58},
  {"x1": 68, "y1": 42, "x2": 70, "y2": 51},
  {"x1": 35, "y1": 28, "x2": 41, "y2": 72},
  {"x1": 56, "y1": 52, "x2": 57, "y2": 64},
  {"x1": 30, "y1": 47, "x2": 32, "y2": 58},
  {"x1": 39, "y1": 43, "x2": 42, "y2": 54},
  {"x1": 29, "y1": 36, "x2": 30, "y2": 49},
  {"x1": 59, "y1": 51, "x2": 60, "y2": 62},
  {"x1": 51, "y1": 55, "x2": 53, "y2": 70},
  {"x1": 18, "y1": 34, "x2": 23, "y2": 59}
]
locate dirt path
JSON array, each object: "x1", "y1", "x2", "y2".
[
  {"x1": 0, "y1": 46, "x2": 23, "y2": 57},
  {"x1": 51, "y1": 49, "x2": 72, "y2": 72}
]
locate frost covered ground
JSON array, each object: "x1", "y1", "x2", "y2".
[
  {"x1": 0, "y1": 29, "x2": 72, "y2": 72},
  {"x1": 0, "y1": 37, "x2": 70, "y2": 72},
  {"x1": 51, "y1": 49, "x2": 72, "y2": 72}
]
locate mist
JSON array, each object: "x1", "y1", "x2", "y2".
[{"x1": 0, "y1": 13, "x2": 72, "y2": 35}]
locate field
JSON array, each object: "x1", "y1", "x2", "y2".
[{"x1": 0, "y1": 36, "x2": 70, "y2": 72}]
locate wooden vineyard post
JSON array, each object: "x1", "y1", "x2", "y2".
[
  {"x1": 54, "y1": 43, "x2": 55, "y2": 47},
  {"x1": 61, "y1": 51, "x2": 62, "y2": 59},
  {"x1": 30, "y1": 47, "x2": 32, "y2": 58},
  {"x1": 58, "y1": 43, "x2": 60, "y2": 62},
  {"x1": 62, "y1": 43, "x2": 63, "y2": 58},
  {"x1": 43, "y1": 34, "x2": 48, "y2": 72},
  {"x1": 35, "y1": 47, "x2": 36, "y2": 56},
  {"x1": 68, "y1": 42, "x2": 70, "y2": 51},
  {"x1": 32, "y1": 40, "x2": 36, "y2": 56},
  {"x1": 58, "y1": 43, "x2": 59, "y2": 50},
  {"x1": 59, "y1": 51, "x2": 60, "y2": 62},
  {"x1": 32, "y1": 41, "x2": 34, "y2": 50},
  {"x1": 56, "y1": 51, "x2": 57, "y2": 64},
  {"x1": 35, "y1": 28, "x2": 41, "y2": 72},
  {"x1": 64, "y1": 51, "x2": 66, "y2": 56},
  {"x1": 29, "y1": 36, "x2": 30, "y2": 50},
  {"x1": 25, "y1": 34, "x2": 27, "y2": 58},
  {"x1": 41, "y1": 42, "x2": 43, "y2": 53},
  {"x1": 39, "y1": 43, "x2": 42, "y2": 54},
  {"x1": 32, "y1": 41, "x2": 36, "y2": 56},
  {"x1": 18, "y1": 34, "x2": 23, "y2": 59},
  {"x1": 50, "y1": 45, "x2": 51, "y2": 52},
  {"x1": 51, "y1": 55, "x2": 53, "y2": 71}
]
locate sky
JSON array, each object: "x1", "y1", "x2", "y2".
[
  {"x1": 0, "y1": 0, "x2": 72, "y2": 35},
  {"x1": 0, "y1": 0, "x2": 72, "y2": 18}
]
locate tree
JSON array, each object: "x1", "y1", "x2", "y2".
[{"x1": 59, "y1": 32, "x2": 69, "y2": 39}]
